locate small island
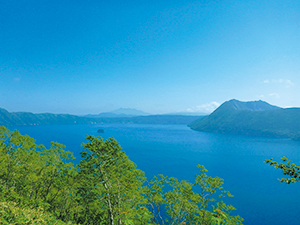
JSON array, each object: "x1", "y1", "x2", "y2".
[{"x1": 97, "y1": 128, "x2": 105, "y2": 133}]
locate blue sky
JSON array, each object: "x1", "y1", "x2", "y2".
[{"x1": 1, "y1": 0, "x2": 299, "y2": 115}]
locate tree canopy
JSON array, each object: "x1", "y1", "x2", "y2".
[{"x1": 0, "y1": 126, "x2": 243, "y2": 224}]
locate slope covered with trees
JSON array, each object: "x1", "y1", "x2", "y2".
[
  {"x1": 0, "y1": 107, "x2": 94, "y2": 126},
  {"x1": 189, "y1": 99, "x2": 300, "y2": 140},
  {"x1": 0, "y1": 126, "x2": 243, "y2": 224}
]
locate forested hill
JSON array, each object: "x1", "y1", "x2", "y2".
[
  {"x1": 0, "y1": 107, "x2": 94, "y2": 126},
  {"x1": 208, "y1": 99, "x2": 281, "y2": 115},
  {"x1": 0, "y1": 107, "x2": 202, "y2": 126},
  {"x1": 188, "y1": 99, "x2": 300, "y2": 140}
]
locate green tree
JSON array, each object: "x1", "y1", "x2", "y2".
[
  {"x1": 78, "y1": 135, "x2": 149, "y2": 225},
  {"x1": 146, "y1": 165, "x2": 243, "y2": 224},
  {"x1": 265, "y1": 156, "x2": 300, "y2": 184},
  {"x1": 0, "y1": 126, "x2": 79, "y2": 223}
]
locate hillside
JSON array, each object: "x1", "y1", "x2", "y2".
[
  {"x1": 0, "y1": 108, "x2": 201, "y2": 127},
  {"x1": 0, "y1": 108, "x2": 95, "y2": 126},
  {"x1": 188, "y1": 99, "x2": 300, "y2": 140}
]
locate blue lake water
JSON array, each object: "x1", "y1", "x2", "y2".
[{"x1": 9, "y1": 124, "x2": 300, "y2": 225}]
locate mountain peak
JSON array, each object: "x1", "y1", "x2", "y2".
[
  {"x1": 110, "y1": 108, "x2": 150, "y2": 116},
  {"x1": 213, "y1": 99, "x2": 281, "y2": 114},
  {"x1": 188, "y1": 99, "x2": 300, "y2": 140},
  {"x1": 85, "y1": 108, "x2": 150, "y2": 118}
]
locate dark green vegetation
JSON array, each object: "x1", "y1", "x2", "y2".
[
  {"x1": 0, "y1": 126, "x2": 243, "y2": 224},
  {"x1": 0, "y1": 107, "x2": 201, "y2": 127},
  {"x1": 189, "y1": 99, "x2": 300, "y2": 140}
]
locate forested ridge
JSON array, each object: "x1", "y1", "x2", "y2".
[
  {"x1": 0, "y1": 126, "x2": 243, "y2": 224},
  {"x1": 0, "y1": 107, "x2": 200, "y2": 127}
]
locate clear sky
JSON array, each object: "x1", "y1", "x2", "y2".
[{"x1": 1, "y1": 0, "x2": 299, "y2": 115}]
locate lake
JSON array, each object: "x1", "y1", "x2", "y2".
[{"x1": 9, "y1": 123, "x2": 300, "y2": 225}]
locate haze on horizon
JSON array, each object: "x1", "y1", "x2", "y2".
[{"x1": 1, "y1": 0, "x2": 299, "y2": 115}]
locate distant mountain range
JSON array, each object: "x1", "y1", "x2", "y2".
[
  {"x1": 85, "y1": 108, "x2": 150, "y2": 118},
  {"x1": 164, "y1": 112, "x2": 210, "y2": 116},
  {"x1": 188, "y1": 99, "x2": 300, "y2": 140},
  {"x1": 3, "y1": 99, "x2": 300, "y2": 141},
  {"x1": 0, "y1": 107, "x2": 201, "y2": 127}
]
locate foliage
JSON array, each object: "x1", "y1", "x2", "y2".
[
  {"x1": 0, "y1": 201, "x2": 69, "y2": 225},
  {"x1": 265, "y1": 157, "x2": 300, "y2": 184},
  {"x1": 0, "y1": 125, "x2": 79, "y2": 223},
  {"x1": 77, "y1": 135, "x2": 148, "y2": 224},
  {"x1": 145, "y1": 165, "x2": 243, "y2": 225},
  {"x1": 0, "y1": 126, "x2": 243, "y2": 224}
]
